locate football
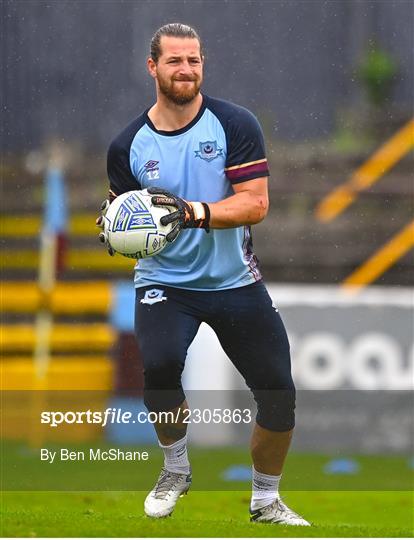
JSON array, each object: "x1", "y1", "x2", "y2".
[{"x1": 104, "y1": 189, "x2": 174, "y2": 258}]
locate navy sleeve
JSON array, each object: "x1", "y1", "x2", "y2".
[
  {"x1": 224, "y1": 107, "x2": 270, "y2": 184},
  {"x1": 107, "y1": 139, "x2": 140, "y2": 198},
  {"x1": 107, "y1": 115, "x2": 145, "y2": 198}
]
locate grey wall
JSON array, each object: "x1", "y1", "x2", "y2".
[{"x1": 2, "y1": 0, "x2": 413, "y2": 151}]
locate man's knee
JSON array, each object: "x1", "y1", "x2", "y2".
[
  {"x1": 143, "y1": 350, "x2": 185, "y2": 412},
  {"x1": 255, "y1": 386, "x2": 296, "y2": 432},
  {"x1": 143, "y1": 388, "x2": 185, "y2": 413}
]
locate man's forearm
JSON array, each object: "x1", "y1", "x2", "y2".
[{"x1": 208, "y1": 190, "x2": 269, "y2": 228}]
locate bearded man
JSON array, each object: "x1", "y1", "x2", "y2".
[{"x1": 99, "y1": 22, "x2": 309, "y2": 527}]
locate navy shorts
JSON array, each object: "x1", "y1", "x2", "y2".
[{"x1": 135, "y1": 281, "x2": 295, "y2": 431}]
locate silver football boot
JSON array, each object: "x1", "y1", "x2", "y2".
[
  {"x1": 144, "y1": 467, "x2": 192, "y2": 518},
  {"x1": 250, "y1": 497, "x2": 310, "y2": 526}
]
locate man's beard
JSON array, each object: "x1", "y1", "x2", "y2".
[{"x1": 157, "y1": 75, "x2": 201, "y2": 105}]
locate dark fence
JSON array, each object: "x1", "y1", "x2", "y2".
[{"x1": 2, "y1": 0, "x2": 413, "y2": 151}]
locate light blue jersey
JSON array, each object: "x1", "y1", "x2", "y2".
[{"x1": 107, "y1": 95, "x2": 269, "y2": 290}]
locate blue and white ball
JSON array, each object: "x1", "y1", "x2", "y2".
[{"x1": 104, "y1": 189, "x2": 174, "y2": 259}]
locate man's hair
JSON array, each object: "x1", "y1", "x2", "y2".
[{"x1": 150, "y1": 23, "x2": 203, "y2": 63}]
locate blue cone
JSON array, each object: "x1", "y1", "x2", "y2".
[
  {"x1": 324, "y1": 458, "x2": 360, "y2": 475},
  {"x1": 222, "y1": 465, "x2": 252, "y2": 481}
]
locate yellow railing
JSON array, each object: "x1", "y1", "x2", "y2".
[
  {"x1": 1, "y1": 249, "x2": 134, "y2": 270},
  {"x1": 0, "y1": 213, "x2": 98, "y2": 237},
  {"x1": 1, "y1": 281, "x2": 111, "y2": 314},
  {"x1": 1, "y1": 357, "x2": 113, "y2": 390},
  {"x1": 1, "y1": 323, "x2": 114, "y2": 353},
  {"x1": 314, "y1": 118, "x2": 414, "y2": 291},
  {"x1": 315, "y1": 119, "x2": 414, "y2": 222}
]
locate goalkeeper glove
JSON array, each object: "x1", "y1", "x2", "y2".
[
  {"x1": 96, "y1": 199, "x2": 115, "y2": 256},
  {"x1": 148, "y1": 187, "x2": 210, "y2": 243}
]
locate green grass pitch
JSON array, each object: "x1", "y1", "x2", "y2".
[{"x1": 1, "y1": 443, "x2": 413, "y2": 537}]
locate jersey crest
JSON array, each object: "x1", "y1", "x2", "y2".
[{"x1": 194, "y1": 140, "x2": 223, "y2": 162}]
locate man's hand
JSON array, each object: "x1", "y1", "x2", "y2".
[
  {"x1": 148, "y1": 187, "x2": 210, "y2": 243},
  {"x1": 96, "y1": 199, "x2": 115, "y2": 256}
]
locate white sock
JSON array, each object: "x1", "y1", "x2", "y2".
[
  {"x1": 250, "y1": 466, "x2": 281, "y2": 511},
  {"x1": 159, "y1": 435, "x2": 190, "y2": 475}
]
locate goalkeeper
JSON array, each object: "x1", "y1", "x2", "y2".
[{"x1": 98, "y1": 22, "x2": 309, "y2": 526}]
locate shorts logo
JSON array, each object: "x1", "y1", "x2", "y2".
[
  {"x1": 194, "y1": 141, "x2": 223, "y2": 162},
  {"x1": 140, "y1": 289, "x2": 167, "y2": 305}
]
